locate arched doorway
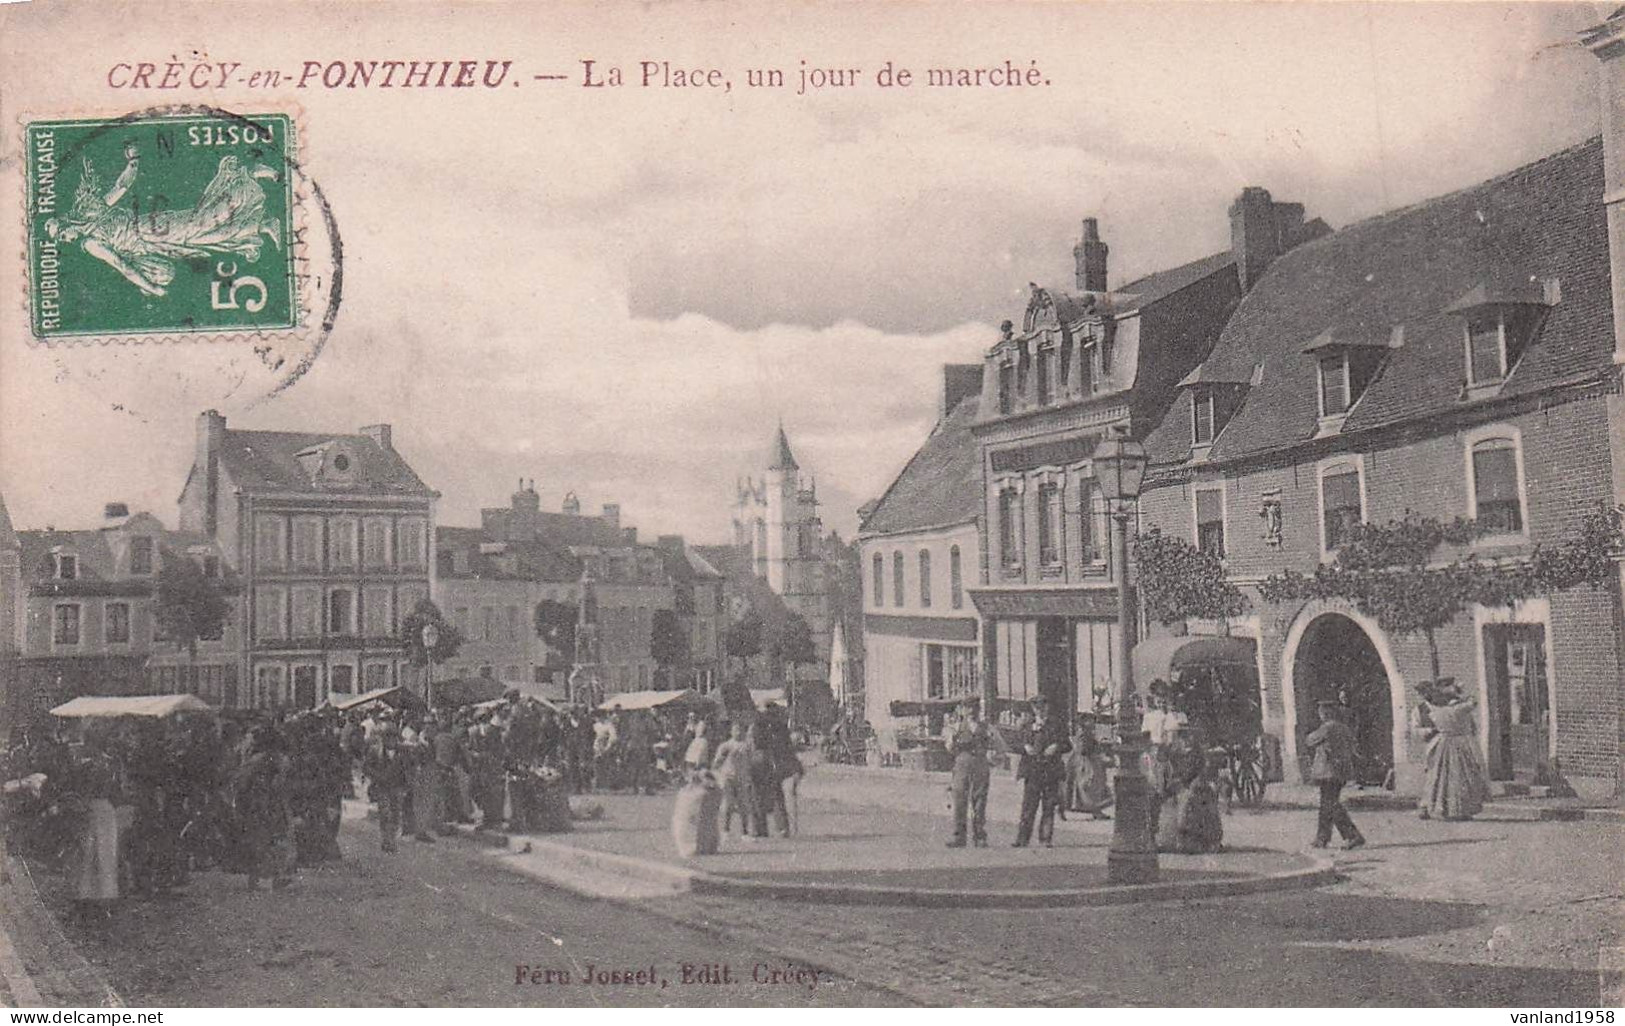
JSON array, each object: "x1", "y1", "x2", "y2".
[{"x1": 1291, "y1": 613, "x2": 1394, "y2": 786}]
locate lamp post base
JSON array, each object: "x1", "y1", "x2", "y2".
[{"x1": 1107, "y1": 755, "x2": 1159, "y2": 885}]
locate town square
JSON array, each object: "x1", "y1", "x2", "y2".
[{"x1": 1, "y1": 0, "x2": 1623, "y2": 1012}]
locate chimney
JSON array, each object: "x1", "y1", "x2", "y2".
[
  {"x1": 1073, "y1": 217, "x2": 1109, "y2": 292},
  {"x1": 1230, "y1": 187, "x2": 1280, "y2": 292},
  {"x1": 657, "y1": 534, "x2": 686, "y2": 554},
  {"x1": 562, "y1": 491, "x2": 581, "y2": 516},
  {"x1": 196, "y1": 410, "x2": 226, "y2": 537},
  {"x1": 940, "y1": 363, "x2": 984, "y2": 419},
  {"x1": 601, "y1": 503, "x2": 621, "y2": 531},
  {"x1": 360, "y1": 423, "x2": 393, "y2": 451},
  {"x1": 104, "y1": 502, "x2": 129, "y2": 520},
  {"x1": 1584, "y1": 11, "x2": 1625, "y2": 366}
]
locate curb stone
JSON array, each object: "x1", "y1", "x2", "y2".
[{"x1": 0, "y1": 855, "x2": 122, "y2": 1007}]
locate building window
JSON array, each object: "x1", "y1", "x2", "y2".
[
  {"x1": 479, "y1": 665, "x2": 494, "y2": 679},
  {"x1": 54, "y1": 553, "x2": 77, "y2": 580},
  {"x1": 1466, "y1": 316, "x2": 1503, "y2": 385},
  {"x1": 292, "y1": 586, "x2": 322, "y2": 637},
  {"x1": 53, "y1": 604, "x2": 81, "y2": 646},
  {"x1": 1470, "y1": 436, "x2": 1525, "y2": 535},
  {"x1": 364, "y1": 663, "x2": 391, "y2": 691},
  {"x1": 1192, "y1": 391, "x2": 1216, "y2": 446},
  {"x1": 363, "y1": 517, "x2": 392, "y2": 569},
  {"x1": 202, "y1": 555, "x2": 220, "y2": 578},
  {"x1": 292, "y1": 517, "x2": 323, "y2": 570},
  {"x1": 1058, "y1": 339, "x2": 1073, "y2": 394},
  {"x1": 1035, "y1": 347, "x2": 1052, "y2": 405},
  {"x1": 872, "y1": 553, "x2": 885, "y2": 606},
  {"x1": 364, "y1": 587, "x2": 393, "y2": 637},
  {"x1": 255, "y1": 587, "x2": 285, "y2": 639},
  {"x1": 482, "y1": 606, "x2": 497, "y2": 641},
  {"x1": 1318, "y1": 355, "x2": 1350, "y2": 416},
  {"x1": 1037, "y1": 482, "x2": 1063, "y2": 567},
  {"x1": 506, "y1": 605, "x2": 520, "y2": 642},
  {"x1": 256, "y1": 666, "x2": 285, "y2": 708},
  {"x1": 999, "y1": 487, "x2": 1022, "y2": 570},
  {"x1": 892, "y1": 551, "x2": 905, "y2": 608},
  {"x1": 130, "y1": 537, "x2": 154, "y2": 576},
  {"x1": 925, "y1": 644, "x2": 980, "y2": 701},
  {"x1": 397, "y1": 518, "x2": 427, "y2": 569},
  {"x1": 328, "y1": 589, "x2": 353, "y2": 635},
  {"x1": 105, "y1": 602, "x2": 131, "y2": 644},
  {"x1": 918, "y1": 550, "x2": 932, "y2": 608},
  {"x1": 949, "y1": 546, "x2": 963, "y2": 610},
  {"x1": 329, "y1": 518, "x2": 358, "y2": 568},
  {"x1": 330, "y1": 664, "x2": 354, "y2": 694},
  {"x1": 254, "y1": 516, "x2": 286, "y2": 568},
  {"x1": 998, "y1": 362, "x2": 1015, "y2": 415},
  {"x1": 1320, "y1": 462, "x2": 1364, "y2": 553},
  {"x1": 1195, "y1": 486, "x2": 1226, "y2": 557}
]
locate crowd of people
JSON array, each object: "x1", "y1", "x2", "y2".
[{"x1": 0, "y1": 691, "x2": 811, "y2": 905}]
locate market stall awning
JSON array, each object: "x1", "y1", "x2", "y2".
[
  {"x1": 1131, "y1": 635, "x2": 1257, "y2": 692},
  {"x1": 50, "y1": 694, "x2": 212, "y2": 718},
  {"x1": 597, "y1": 688, "x2": 710, "y2": 712},
  {"x1": 330, "y1": 686, "x2": 424, "y2": 712},
  {"x1": 750, "y1": 688, "x2": 786, "y2": 709}
]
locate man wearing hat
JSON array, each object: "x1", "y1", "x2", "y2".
[
  {"x1": 1304, "y1": 698, "x2": 1366, "y2": 850},
  {"x1": 944, "y1": 698, "x2": 1007, "y2": 847},
  {"x1": 1013, "y1": 696, "x2": 1071, "y2": 847}
]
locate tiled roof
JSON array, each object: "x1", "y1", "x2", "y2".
[
  {"x1": 1145, "y1": 137, "x2": 1612, "y2": 466},
  {"x1": 0, "y1": 494, "x2": 15, "y2": 551},
  {"x1": 692, "y1": 544, "x2": 748, "y2": 579},
  {"x1": 18, "y1": 523, "x2": 226, "y2": 584},
  {"x1": 859, "y1": 393, "x2": 983, "y2": 537},
  {"x1": 219, "y1": 429, "x2": 434, "y2": 495}
]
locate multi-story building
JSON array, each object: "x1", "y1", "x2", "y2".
[
  {"x1": 446, "y1": 483, "x2": 676, "y2": 696},
  {"x1": 970, "y1": 211, "x2": 1320, "y2": 723},
  {"x1": 179, "y1": 411, "x2": 438, "y2": 709},
  {"x1": 1137, "y1": 105, "x2": 1625, "y2": 795},
  {"x1": 859, "y1": 366, "x2": 985, "y2": 750},
  {"x1": 657, "y1": 535, "x2": 726, "y2": 693},
  {"x1": 732, "y1": 426, "x2": 833, "y2": 675},
  {"x1": 12, "y1": 506, "x2": 240, "y2": 712}
]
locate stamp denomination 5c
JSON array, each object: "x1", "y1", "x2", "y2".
[{"x1": 25, "y1": 111, "x2": 299, "y2": 341}]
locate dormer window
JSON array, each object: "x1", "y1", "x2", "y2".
[
  {"x1": 1192, "y1": 390, "x2": 1216, "y2": 446},
  {"x1": 1464, "y1": 308, "x2": 1539, "y2": 387},
  {"x1": 998, "y1": 362, "x2": 1015, "y2": 415},
  {"x1": 1446, "y1": 281, "x2": 1554, "y2": 391},
  {"x1": 1058, "y1": 339, "x2": 1073, "y2": 396},
  {"x1": 130, "y1": 536, "x2": 154, "y2": 575},
  {"x1": 1035, "y1": 344, "x2": 1052, "y2": 406},
  {"x1": 1318, "y1": 354, "x2": 1350, "y2": 416},
  {"x1": 54, "y1": 553, "x2": 78, "y2": 579}
]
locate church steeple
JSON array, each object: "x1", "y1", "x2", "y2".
[{"x1": 768, "y1": 422, "x2": 799, "y2": 471}]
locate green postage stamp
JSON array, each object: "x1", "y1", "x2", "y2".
[{"x1": 25, "y1": 111, "x2": 300, "y2": 341}]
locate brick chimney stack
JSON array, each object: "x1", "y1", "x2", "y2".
[
  {"x1": 1073, "y1": 217, "x2": 1109, "y2": 292},
  {"x1": 601, "y1": 503, "x2": 621, "y2": 531},
  {"x1": 360, "y1": 423, "x2": 393, "y2": 451},
  {"x1": 194, "y1": 409, "x2": 226, "y2": 537},
  {"x1": 940, "y1": 363, "x2": 984, "y2": 419}
]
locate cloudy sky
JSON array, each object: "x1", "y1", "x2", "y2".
[{"x1": 0, "y1": 2, "x2": 1607, "y2": 543}]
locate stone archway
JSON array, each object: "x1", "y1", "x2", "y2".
[{"x1": 1280, "y1": 603, "x2": 1405, "y2": 787}]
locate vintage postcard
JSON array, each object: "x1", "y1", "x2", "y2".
[{"x1": 0, "y1": 0, "x2": 1621, "y2": 1012}]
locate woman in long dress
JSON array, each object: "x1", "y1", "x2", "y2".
[
  {"x1": 1418, "y1": 680, "x2": 1490, "y2": 821},
  {"x1": 1065, "y1": 715, "x2": 1112, "y2": 819},
  {"x1": 70, "y1": 746, "x2": 126, "y2": 904}
]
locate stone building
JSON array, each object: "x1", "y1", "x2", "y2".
[
  {"x1": 970, "y1": 210, "x2": 1320, "y2": 723},
  {"x1": 1137, "y1": 124, "x2": 1625, "y2": 797},
  {"x1": 178, "y1": 411, "x2": 438, "y2": 708},
  {"x1": 656, "y1": 535, "x2": 726, "y2": 693},
  {"x1": 732, "y1": 425, "x2": 833, "y2": 673},
  {"x1": 442, "y1": 483, "x2": 676, "y2": 696},
  {"x1": 859, "y1": 366, "x2": 984, "y2": 750},
  {"x1": 12, "y1": 506, "x2": 240, "y2": 712}
]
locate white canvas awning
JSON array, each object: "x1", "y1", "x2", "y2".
[
  {"x1": 50, "y1": 694, "x2": 212, "y2": 718},
  {"x1": 596, "y1": 688, "x2": 710, "y2": 712}
]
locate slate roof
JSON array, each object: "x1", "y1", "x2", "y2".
[
  {"x1": 859, "y1": 392, "x2": 983, "y2": 537},
  {"x1": 435, "y1": 526, "x2": 582, "y2": 582},
  {"x1": 692, "y1": 544, "x2": 747, "y2": 579},
  {"x1": 659, "y1": 545, "x2": 725, "y2": 583},
  {"x1": 219, "y1": 429, "x2": 434, "y2": 495},
  {"x1": 1116, "y1": 250, "x2": 1239, "y2": 310},
  {"x1": 1145, "y1": 137, "x2": 1612, "y2": 466},
  {"x1": 18, "y1": 524, "x2": 227, "y2": 585},
  {"x1": 768, "y1": 425, "x2": 799, "y2": 470}
]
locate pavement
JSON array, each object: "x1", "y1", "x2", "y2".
[{"x1": 1, "y1": 761, "x2": 1619, "y2": 1006}]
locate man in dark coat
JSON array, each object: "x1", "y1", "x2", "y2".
[
  {"x1": 1013, "y1": 696, "x2": 1072, "y2": 847},
  {"x1": 1304, "y1": 699, "x2": 1366, "y2": 850},
  {"x1": 362, "y1": 722, "x2": 409, "y2": 853}
]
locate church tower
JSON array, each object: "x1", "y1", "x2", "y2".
[{"x1": 731, "y1": 424, "x2": 832, "y2": 666}]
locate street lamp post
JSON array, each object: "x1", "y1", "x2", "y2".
[
  {"x1": 1092, "y1": 427, "x2": 1157, "y2": 885},
  {"x1": 421, "y1": 622, "x2": 440, "y2": 709}
]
